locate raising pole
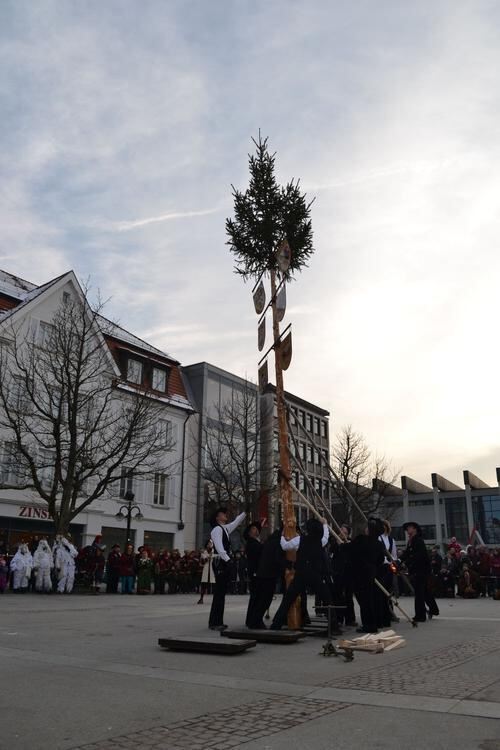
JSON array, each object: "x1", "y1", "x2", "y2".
[{"x1": 270, "y1": 269, "x2": 301, "y2": 630}]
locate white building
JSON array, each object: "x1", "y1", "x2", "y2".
[{"x1": 0, "y1": 269, "x2": 197, "y2": 553}]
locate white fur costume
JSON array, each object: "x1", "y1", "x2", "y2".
[
  {"x1": 33, "y1": 539, "x2": 54, "y2": 592},
  {"x1": 10, "y1": 544, "x2": 33, "y2": 590},
  {"x1": 54, "y1": 536, "x2": 78, "y2": 593}
]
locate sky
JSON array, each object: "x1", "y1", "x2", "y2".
[{"x1": 1, "y1": 0, "x2": 500, "y2": 487}]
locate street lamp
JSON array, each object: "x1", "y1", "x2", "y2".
[{"x1": 115, "y1": 490, "x2": 143, "y2": 547}]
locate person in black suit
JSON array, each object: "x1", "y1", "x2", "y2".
[
  {"x1": 350, "y1": 518, "x2": 386, "y2": 633},
  {"x1": 244, "y1": 522, "x2": 263, "y2": 627},
  {"x1": 401, "y1": 521, "x2": 439, "y2": 623}
]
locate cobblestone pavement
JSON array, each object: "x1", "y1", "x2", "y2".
[
  {"x1": 73, "y1": 696, "x2": 350, "y2": 750},
  {"x1": 327, "y1": 634, "x2": 500, "y2": 698}
]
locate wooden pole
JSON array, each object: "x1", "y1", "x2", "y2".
[{"x1": 270, "y1": 269, "x2": 301, "y2": 629}]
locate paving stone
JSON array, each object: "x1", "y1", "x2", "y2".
[
  {"x1": 326, "y1": 635, "x2": 500, "y2": 699},
  {"x1": 72, "y1": 696, "x2": 350, "y2": 750}
]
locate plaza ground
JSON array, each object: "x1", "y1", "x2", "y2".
[{"x1": 1, "y1": 593, "x2": 500, "y2": 749}]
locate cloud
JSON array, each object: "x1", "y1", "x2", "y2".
[
  {"x1": 2, "y1": 1, "x2": 500, "y2": 486},
  {"x1": 110, "y1": 206, "x2": 221, "y2": 232}
]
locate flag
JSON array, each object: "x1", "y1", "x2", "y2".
[
  {"x1": 276, "y1": 283, "x2": 286, "y2": 322},
  {"x1": 258, "y1": 317, "x2": 266, "y2": 351},
  {"x1": 280, "y1": 331, "x2": 292, "y2": 370},
  {"x1": 253, "y1": 280, "x2": 266, "y2": 314},
  {"x1": 277, "y1": 239, "x2": 291, "y2": 273},
  {"x1": 258, "y1": 360, "x2": 268, "y2": 393}
]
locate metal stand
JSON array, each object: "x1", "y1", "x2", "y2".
[{"x1": 319, "y1": 606, "x2": 354, "y2": 661}]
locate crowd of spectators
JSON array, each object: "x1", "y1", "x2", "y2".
[
  {"x1": 0, "y1": 533, "x2": 250, "y2": 595},
  {"x1": 397, "y1": 537, "x2": 500, "y2": 599},
  {"x1": 1, "y1": 530, "x2": 499, "y2": 600}
]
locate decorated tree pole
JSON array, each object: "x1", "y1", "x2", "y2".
[{"x1": 226, "y1": 134, "x2": 314, "y2": 628}]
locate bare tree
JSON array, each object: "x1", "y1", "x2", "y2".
[
  {"x1": 201, "y1": 382, "x2": 267, "y2": 518},
  {"x1": 0, "y1": 290, "x2": 174, "y2": 535},
  {"x1": 331, "y1": 425, "x2": 400, "y2": 531}
]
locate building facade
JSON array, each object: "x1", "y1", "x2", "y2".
[
  {"x1": 0, "y1": 269, "x2": 197, "y2": 553},
  {"x1": 183, "y1": 364, "x2": 331, "y2": 545}
]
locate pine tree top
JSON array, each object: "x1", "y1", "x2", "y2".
[{"x1": 226, "y1": 135, "x2": 315, "y2": 282}]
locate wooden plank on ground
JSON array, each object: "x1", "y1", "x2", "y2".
[
  {"x1": 383, "y1": 639, "x2": 406, "y2": 652},
  {"x1": 158, "y1": 636, "x2": 256, "y2": 655},
  {"x1": 222, "y1": 629, "x2": 306, "y2": 644}
]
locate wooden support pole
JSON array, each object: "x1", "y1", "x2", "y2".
[{"x1": 270, "y1": 269, "x2": 300, "y2": 630}]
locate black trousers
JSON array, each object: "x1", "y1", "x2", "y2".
[
  {"x1": 272, "y1": 569, "x2": 332, "y2": 629},
  {"x1": 413, "y1": 575, "x2": 439, "y2": 620},
  {"x1": 249, "y1": 578, "x2": 276, "y2": 627},
  {"x1": 245, "y1": 575, "x2": 259, "y2": 627},
  {"x1": 209, "y1": 562, "x2": 230, "y2": 626},
  {"x1": 355, "y1": 580, "x2": 377, "y2": 632}
]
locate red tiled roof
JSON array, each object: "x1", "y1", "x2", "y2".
[{"x1": 0, "y1": 294, "x2": 19, "y2": 312}]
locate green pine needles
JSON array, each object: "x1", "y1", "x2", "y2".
[{"x1": 226, "y1": 134, "x2": 315, "y2": 282}]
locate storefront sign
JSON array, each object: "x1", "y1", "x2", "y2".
[{"x1": 18, "y1": 506, "x2": 50, "y2": 520}]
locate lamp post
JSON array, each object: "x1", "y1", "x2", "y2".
[{"x1": 115, "y1": 490, "x2": 143, "y2": 547}]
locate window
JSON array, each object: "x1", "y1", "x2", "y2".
[
  {"x1": 38, "y1": 321, "x2": 55, "y2": 348},
  {"x1": 321, "y1": 421, "x2": 328, "y2": 438},
  {"x1": 299, "y1": 474, "x2": 305, "y2": 492},
  {"x1": 290, "y1": 408, "x2": 297, "y2": 426},
  {"x1": 159, "y1": 419, "x2": 175, "y2": 447},
  {"x1": 62, "y1": 292, "x2": 71, "y2": 305},
  {"x1": 153, "y1": 473, "x2": 169, "y2": 506},
  {"x1": 152, "y1": 367, "x2": 167, "y2": 392},
  {"x1": 301, "y1": 442, "x2": 307, "y2": 461},
  {"x1": 120, "y1": 467, "x2": 134, "y2": 498},
  {"x1": 307, "y1": 444, "x2": 314, "y2": 463},
  {"x1": 300, "y1": 410, "x2": 306, "y2": 427},
  {"x1": 8, "y1": 376, "x2": 31, "y2": 413},
  {"x1": 127, "y1": 359, "x2": 143, "y2": 384},
  {"x1": 314, "y1": 449, "x2": 321, "y2": 465},
  {"x1": 0, "y1": 442, "x2": 22, "y2": 485},
  {"x1": 314, "y1": 417, "x2": 320, "y2": 435},
  {"x1": 38, "y1": 448, "x2": 55, "y2": 489},
  {"x1": 306, "y1": 414, "x2": 313, "y2": 432},
  {"x1": 143, "y1": 530, "x2": 174, "y2": 552},
  {"x1": 273, "y1": 433, "x2": 279, "y2": 453}
]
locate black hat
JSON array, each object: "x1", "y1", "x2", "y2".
[
  {"x1": 243, "y1": 521, "x2": 261, "y2": 540},
  {"x1": 403, "y1": 521, "x2": 423, "y2": 536}
]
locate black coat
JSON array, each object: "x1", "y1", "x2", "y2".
[
  {"x1": 245, "y1": 537, "x2": 263, "y2": 578},
  {"x1": 349, "y1": 534, "x2": 385, "y2": 587},
  {"x1": 295, "y1": 532, "x2": 328, "y2": 577},
  {"x1": 256, "y1": 531, "x2": 285, "y2": 579},
  {"x1": 401, "y1": 536, "x2": 430, "y2": 578}
]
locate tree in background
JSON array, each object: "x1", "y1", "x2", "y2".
[
  {"x1": 201, "y1": 382, "x2": 269, "y2": 518},
  {"x1": 0, "y1": 291, "x2": 173, "y2": 535},
  {"x1": 331, "y1": 424, "x2": 400, "y2": 532}
]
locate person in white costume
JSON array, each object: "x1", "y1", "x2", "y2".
[
  {"x1": 10, "y1": 543, "x2": 33, "y2": 591},
  {"x1": 33, "y1": 539, "x2": 54, "y2": 592},
  {"x1": 54, "y1": 535, "x2": 78, "y2": 593}
]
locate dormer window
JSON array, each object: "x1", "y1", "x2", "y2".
[
  {"x1": 127, "y1": 358, "x2": 143, "y2": 384},
  {"x1": 152, "y1": 367, "x2": 167, "y2": 392}
]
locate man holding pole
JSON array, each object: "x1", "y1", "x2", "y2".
[
  {"x1": 270, "y1": 517, "x2": 337, "y2": 631},
  {"x1": 208, "y1": 507, "x2": 246, "y2": 631}
]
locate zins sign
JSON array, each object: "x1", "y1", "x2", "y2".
[{"x1": 18, "y1": 506, "x2": 50, "y2": 520}]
